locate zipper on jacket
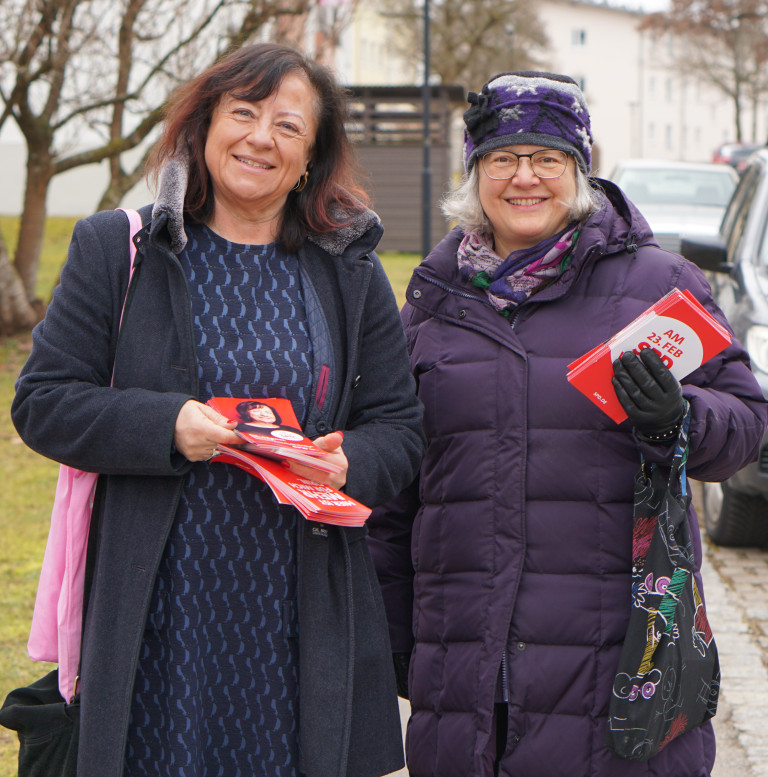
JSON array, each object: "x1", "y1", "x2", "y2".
[
  {"x1": 500, "y1": 649, "x2": 510, "y2": 703},
  {"x1": 412, "y1": 269, "x2": 489, "y2": 305}
]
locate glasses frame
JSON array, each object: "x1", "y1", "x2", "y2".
[{"x1": 480, "y1": 149, "x2": 570, "y2": 180}]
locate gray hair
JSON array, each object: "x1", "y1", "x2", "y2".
[{"x1": 441, "y1": 160, "x2": 602, "y2": 236}]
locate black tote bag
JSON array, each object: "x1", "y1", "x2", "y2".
[
  {"x1": 0, "y1": 669, "x2": 79, "y2": 777},
  {"x1": 606, "y1": 404, "x2": 720, "y2": 761}
]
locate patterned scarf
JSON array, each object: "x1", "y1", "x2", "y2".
[{"x1": 457, "y1": 224, "x2": 579, "y2": 316}]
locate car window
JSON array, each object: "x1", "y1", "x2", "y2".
[
  {"x1": 724, "y1": 164, "x2": 760, "y2": 259},
  {"x1": 616, "y1": 168, "x2": 736, "y2": 206}
]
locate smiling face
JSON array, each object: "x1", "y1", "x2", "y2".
[
  {"x1": 478, "y1": 144, "x2": 577, "y2": 257},
  {"x1": 204, "y1": 72, "x2": 318, "y2": 236},
  {"x1": 247, "y1": 404, "x2": 278, "y2": 424}
]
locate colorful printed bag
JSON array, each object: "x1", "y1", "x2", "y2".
[{"x1": 606, "y1": 402, "x2": 720, "y2": 761}]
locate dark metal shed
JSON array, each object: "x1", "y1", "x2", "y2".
[{"x1": 346, "y1": 85, "x2": 465, "y2": 254}]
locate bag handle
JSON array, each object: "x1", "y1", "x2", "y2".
[
  {"x1": 116, "y1": 207, "x2": 142, "y2": 333},
  {"x1": 639, "y1": 398, "x2": 691, "y2": 496},
  {"x1": 669, "y1": 399, "x2": 691, "y2": 496}
]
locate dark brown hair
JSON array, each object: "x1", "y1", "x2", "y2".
[
  {"x1": 148, "y1": 43, "x2": 369, "y2": 251},
  {"x1": 236, "y1": 400, "x2": 281, "y2": 424}
]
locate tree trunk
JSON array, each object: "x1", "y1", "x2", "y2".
[
  {"x1": 14, "y1": 153, "x2": 54, "y2": 303},
  {"x1": 97, "y1": 151, "x2": 151, "y2": 212},
  {"x1": 0, "y1": 229, "x2": 39, "y2": 335}
]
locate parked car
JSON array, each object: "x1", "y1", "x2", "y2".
[
  {"x1": 610, "y1": 159, "x2": 738, "y2": 254},
  {"x1": 712, "y1": 141, "x2": 764, "y2": 174},
  {"x1": 679, "y1": 148, "x2": 768, "y2": 547}
]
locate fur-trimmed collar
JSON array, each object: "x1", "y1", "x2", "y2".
[{"x1": 151, "y1": 153, "x2": 382, "y2": 257}]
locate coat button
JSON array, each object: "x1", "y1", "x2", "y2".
[
  {"x1": 352, "y1": 374, "x2": 362, "y2": 388},
  {"x1": 516, "y1": 641, "x2": 526, "y2": 651},
  {"x1": 412, "y1": 289, "x2": 422, "y2": 299},
  {"x1": 458, "y1": 309, "x2": 466, "y2": 319},
  {"x1": 316, "y1": 420, "x2": 328, "y2": 432}
]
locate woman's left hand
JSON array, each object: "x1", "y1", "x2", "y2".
[
  {"x1": 612, "y1": 349, "x2": 684, "y2": 437},
  {"x1": 288, "y1": 431, "x2": 348, "y2": 490}
]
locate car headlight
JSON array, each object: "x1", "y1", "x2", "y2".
[{"x1": 746, "y1": 325, "x2": 768, "y2": 374}]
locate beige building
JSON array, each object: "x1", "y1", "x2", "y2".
[{"x1": 537, "y1": 0, "x2": 763, "y2": 177}]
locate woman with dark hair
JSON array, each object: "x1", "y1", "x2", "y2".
[
  {"x1": 236, "y1": 399, "x2": 285, "y2": 426},
  {"x1": 235, "y1": 399, "x2": 303, "y2": 439},
  {"x1": 12, "y1": 43, "x2": 424, "y2": 777}
]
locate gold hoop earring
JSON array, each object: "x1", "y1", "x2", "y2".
[{"x1": 293, "y1": 169, "x2": 309, "y2": 192}]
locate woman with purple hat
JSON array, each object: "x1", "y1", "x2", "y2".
[{"x1": 367, "y1": 71, "x2": 767, "y2": 777}]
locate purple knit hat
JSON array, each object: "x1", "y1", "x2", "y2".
[{"x1": 463, "y1": 71, "x2": 593, "y2": 173}]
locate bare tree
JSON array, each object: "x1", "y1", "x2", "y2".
[
  {"x1": 641, "y1": 0, "x2": 768, "y2": 143},
  {"x1": 0, "y1": 0, "x2": 314, "y2": 334},
  {"x1": 379, "y1": 0, "x2": 548, "y2": 88}
]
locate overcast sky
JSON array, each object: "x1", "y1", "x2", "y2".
[{"x1": 608, "y1": 0, "x2": 670, "y2": 10}]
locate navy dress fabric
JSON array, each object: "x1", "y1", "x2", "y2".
[{"x1": 124, "y1": 224, "x2": 313, "y2": 777}]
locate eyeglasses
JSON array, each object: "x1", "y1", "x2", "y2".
[{"x1": 481, "y1": 149, "x2": 569, "y2": 180}]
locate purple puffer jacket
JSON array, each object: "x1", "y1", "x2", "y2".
[{"x1": 368, "y1": 180, "x2": 768, "y2": 777}]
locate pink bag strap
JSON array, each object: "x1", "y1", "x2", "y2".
[
  {"x1": 30, "y1": 206, "x2": 147, "y2": 704},
  {"x1": 116, "y1": 207, "x2": 142, "y2": 332}
]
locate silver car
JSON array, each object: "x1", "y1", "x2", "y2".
[
  {"x1": 680, "y1": 150, "x2": 768, "y2": 547},
  {"x1": 610, "y1": 159, "x2": 738, "y2": 254}
]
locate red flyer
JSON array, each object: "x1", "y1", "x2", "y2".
[
  {"x1": 567, "y1": 288, "x2": 732, "y2": 423},
  {"x1": 214, "y1": 447, "x2": 371, "y2": 526},
  {"x1": 206, "y1": 396, "x2": 341, "y2": 473}
]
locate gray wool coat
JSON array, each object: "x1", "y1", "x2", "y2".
[{"x1": 12, "y1": 163, "x2": 425, "y2": 777}]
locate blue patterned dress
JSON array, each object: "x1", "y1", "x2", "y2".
[{"x1": 124, "y1": 223, "x2": 312, "y2": 777}]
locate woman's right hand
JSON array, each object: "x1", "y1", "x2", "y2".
[{"x1": 173, "y1": 399, "x2": 241, "y2": 461}]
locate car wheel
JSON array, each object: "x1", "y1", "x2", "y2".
[{"x1": 701, "y1": 481, "x2": 768, "y2": 547}]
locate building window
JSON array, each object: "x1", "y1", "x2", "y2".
[
  {"x1": 665, "y1": 125, "x2": 673, "y2": 150},
  {"x1": 572, "y1": 29, "x2": 587, "y2": 46}
]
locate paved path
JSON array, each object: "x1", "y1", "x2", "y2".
[{"x1": 699, "y1": 485, "x2": 768, "y2": 776}]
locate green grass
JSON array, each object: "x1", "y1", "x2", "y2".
[
  {"x1": 1, "y1": 217, "x2": 78, "y2": 773},
  {"x1": 0, "y1": 214, "x2": 418, "y2": 775},
  {"x1": 0, "y1": 216, "x2": 79, "y2": 302}
]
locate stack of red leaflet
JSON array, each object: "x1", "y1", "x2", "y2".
[
  {"x1": 567, "y1": 288, "x2": 732, "y2": 423},
  {"x1": 206, "y1": 397, "x2": 370, "y2": 526},
  {"x1": 214, "y1": 449, "x2": 371, "y2": 526}
]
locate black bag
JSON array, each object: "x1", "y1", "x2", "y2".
[
  {"x1": 0, "y1": 669, "x2": 79, "y2": 777},
  {"x1": 606, "y1": 404, "x2": 720, "y2": 761}
]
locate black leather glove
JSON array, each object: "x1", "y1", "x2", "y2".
[
  {"x1": 611, "y1": 349, "x2": 684, "y2": 441},
  {"x1": 393, "y1": 652, "x2": 411, "y2": 700}
]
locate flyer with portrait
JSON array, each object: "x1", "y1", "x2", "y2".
[
  {"x1": 206, "y1": 396, "x2": 341, "y2": 473},
  {"x1": 567, "y1": 288, "x2": 732, "y2": 423}
]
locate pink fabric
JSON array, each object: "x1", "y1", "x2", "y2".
[{"x1": 27, "y1": 208, "x2": 142, "y2": 702}]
